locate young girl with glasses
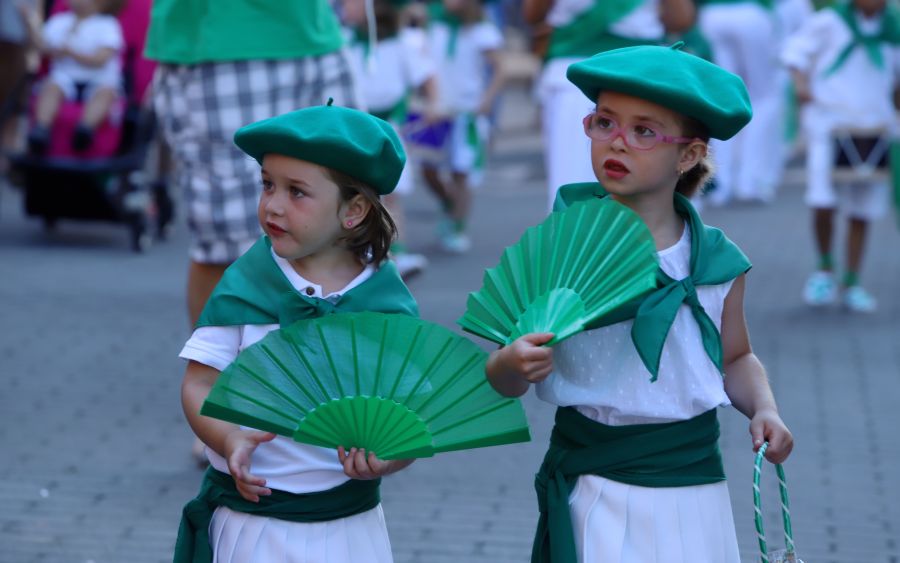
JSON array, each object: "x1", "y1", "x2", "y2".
[{"x1": 485, "y1": 43, "x2": 794, "y2": 562}]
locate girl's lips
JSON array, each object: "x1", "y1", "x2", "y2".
[
  {"x1": 603, "y1": 159, "x2": 630, "y2": 179},
  {"x1": 266, "y1": 222, "x2": 287, "y2": 235}
]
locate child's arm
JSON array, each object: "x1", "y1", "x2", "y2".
[
  {"x1": 62, "y1": 46, "x2": 118, "y2": 68},
  {"x1": 485, "y1": 332, "x2": 555, "y2": 397},
  {"x1": 522, "y1": 0, "x2": 554, "y2": 25},
  {"x1": 720, "y1": 275, "x2": 794, "y2": 464},
  {"x1": 477, "y1": 48, "x2": 508, "y2": 116},
  {"x1": 789, "y1": 67, "x2": 812, "y2": 105},
  {"x1": 182, "y1": 360, "x2": 277, "y2": 501}
]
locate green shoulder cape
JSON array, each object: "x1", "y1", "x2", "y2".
[
  {"x1": 553, "y1": 183, "x2": 751, "y2": 380},
  {"x1": 196, "y1": 237, "x2": 419, "y2": 328}
]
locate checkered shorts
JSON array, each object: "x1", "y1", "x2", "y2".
[{"x1": 153, "y1": 52, "x2": 359, "y2": 263}]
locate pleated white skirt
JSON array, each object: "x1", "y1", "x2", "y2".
[
  {"x1": 209, "y1": 503, "x2": 393, "y2": 563},
  {"x1": 569, "y1": 475, "x2": 740, "y2": 563}
]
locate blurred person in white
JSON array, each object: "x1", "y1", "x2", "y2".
[
  {"x1": 699, "y1": 0, "x2": 783, "y2": 205},
  {"x1": 524, "y1": 0, "x2": 696, "y2": 211},
  {"x1": 26, "y1": 0, "x2": 123, "y2": 154},
  {"x1": 421, "y1": 0, "x2": 506, "y2": 254},
  {"x1": 782, "y1": 0, "x2": 900, "y2": 313},
  {"x1": 342, "y1": 0, "x2": 439, "y2": 279}
]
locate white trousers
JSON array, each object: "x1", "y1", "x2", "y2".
[{"x1": 700, "y1": 3, "x2": 783, "y2": 203}]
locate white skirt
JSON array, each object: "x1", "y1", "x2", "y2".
[
  {"x1": 569, "y1": 475, "x2": 740, "y2": 563},
  {"x1": 209, "y1": 503, "x2": 393, "y2": 563}
]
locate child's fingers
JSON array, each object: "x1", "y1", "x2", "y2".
[
  {"x1": 749, "y1": 418, "x2": 766, "y2": 452},
  {"x1": 236, "y1": 481, "x2": 271, "y2": 502},
  {"x1": 352, "y1": 449, "x2": 377, "y2": 479},
  {"x1": 520, "y1": 332, "x2": 555, "y2": 346},
  {"x1": 250, "y1": 431, "x2": 277, "y2": 445}
]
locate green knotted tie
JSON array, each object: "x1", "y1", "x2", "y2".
[
  {"x1": 554, "y1": 184, "x2": 751, "y2": 380},
  {"x1": 825, "y1": 2, "x2": 900, "y2": 76}
]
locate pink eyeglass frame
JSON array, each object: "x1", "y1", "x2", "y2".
[{"x1": 582, "y1": 113, "x2": 698, "y2": 150}]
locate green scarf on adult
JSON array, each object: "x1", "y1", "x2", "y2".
[
  {"x1": 196, "y1": 236, "x2": 418, "y2": 328},
  {"x1": 531, "y1": 408, "x2": 725, "y2": 563},
  {"x1": 825, "y1": 1, "x2": 900, "y2": 76},
  {"x1": 553, "y1": 183, "x2": 751, "y2": 381},
  {"x1": 174, "y1": 467, "x2": 381, "y2": 563}
]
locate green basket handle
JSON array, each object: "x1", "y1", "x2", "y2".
[{"x1": 753, "y1": 442, "x2": 796, "y2": 563}]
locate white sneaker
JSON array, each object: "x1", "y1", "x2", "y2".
[
  {"x1": 803, "y1": 271, "x2": 837, "y2": 306},
  {"x1": 394, "y1": 252, "x2": 428, "y2": 280},
  {"x1": 843, "y1": 286, "x2": 877, "y2": 313},
  {"x1": 440, "y1": 232, "x2": 472, "y2": 254}
]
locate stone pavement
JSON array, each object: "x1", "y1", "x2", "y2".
[{"x1": 1, "y1": 83, "x2": 899, "y2": 563}]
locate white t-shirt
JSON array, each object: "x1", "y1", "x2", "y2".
[
  {"x1": 428, "y1": 19, "x2": 503, "y2": 114},
  {"x1": 546, "y1": 0, "x2": 664, "y2": 41},
  {"x1": 536, "y1": 225, "x2": 735, "y2": 426},
  {"x1": 781, "y1": 7, "x2": 900, "y2": 134},
  {"x1": 180, "y1": 250, "x2": 375, "y2": 493},
  {"x1": 346, "y1": 28, "x2": 435, "y2": 114},
  {"x1": 43, "y1": 12, "x2": 123, "y2": 86}
]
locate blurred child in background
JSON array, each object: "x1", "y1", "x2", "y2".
[
  {"x1": 27, "y1": 0, "x2": 123, "y2": 154},
  {"x1": 782, "y1": 0, "x2": 900, "y2": 312},
  {"x1": 342, "y1": 0, "x2": 439, "y2": 279},
  {"x1": 422, "y1": 0, "x2": 505, "y2": 253}
]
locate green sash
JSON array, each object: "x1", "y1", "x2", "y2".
[
  {"x1": 532, "y1": 408, "x2": 725, "y2": 563},
  {"x1": 547, "y1": 0, "x2": 656, "y2": 60},
  {"x1": 825, "y1": 2, "x2": 900, "y2": 77},
  {"x1": 553, "y1": 183, "x2": 751, "y2": 380},
  {"x1": 195, "y1": 237, "x2": 418, "y2": 328},
  {"x1": 174, "y1": 467, "x2": 381, "y2": 563}
]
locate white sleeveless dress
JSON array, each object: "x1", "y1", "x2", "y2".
[{"x1": 535, "y1": 225, "x2": 742, "y2": 562}]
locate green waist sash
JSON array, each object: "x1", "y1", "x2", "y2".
[
  {"x1": 174, "y1": 468, "x2": 381, "y2": 563},
  {"x1": 532, "y1": 408, "x2": 725, "y2": 563}
]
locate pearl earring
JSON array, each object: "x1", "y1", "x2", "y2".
[{"x1": 346, "y1": 220, "x2": 353, "y2": 228}]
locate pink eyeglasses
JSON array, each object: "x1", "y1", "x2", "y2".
[{"x1": 582, "y1": 113, "x2": 697, "y2": 151}]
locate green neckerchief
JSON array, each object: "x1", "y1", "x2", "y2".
[
  {"x1": 825, "y1": 2, "x2": 900, "y2": 76},
  {"x1": 370, "y1": 96, "x2": 410, "y2": 125},
  {"x1": 196, "y1": 237, "x2": 418, "y2": 328},
  {"x1": 547, "y1": 0, "x2": 646, "y2": 59},
  {"x1": 174, "y1": 467, "x2": 381, "y2": 563},
  {"x1": 553, "y1": 183, "x2": 751, "y2": 381},
  {"x1": 532, "y1": 408, "x2": 725, "y2": 563}
]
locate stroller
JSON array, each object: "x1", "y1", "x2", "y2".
[{"x1": 7, "y1": 0, "x2": 173, "y2": 252}]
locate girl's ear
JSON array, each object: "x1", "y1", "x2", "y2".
[
  {"x1": 679, "y1": 140, "x2": 707, "y2": 174},
  {"x1": 340, "y1": 194, "x2": 373, "y2": 229}
]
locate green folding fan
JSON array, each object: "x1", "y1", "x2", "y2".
[
  {"x1": 457, "y1": 197, "x2": 658, "y2": 346},
  {"x1": 200, "y1": 312, "x2": 530, "y2": 460}
]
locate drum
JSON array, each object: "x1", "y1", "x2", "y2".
[{"x1": 831, "y1": 127, "x2": 890, "y2": 184}]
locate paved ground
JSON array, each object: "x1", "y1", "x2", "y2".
[{"x1": 1, "y1": 82, "x2": 899, "y2": 563}]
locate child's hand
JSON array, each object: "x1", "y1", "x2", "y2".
[
  {"x1": 337, "y1": 446, "x2": 414, "y2": 479},
  {"x1": 750, "y1": 409, "x2": 793, "y2": 464},
  {"x1": 497, "y1": 332, "x2": 555, "y2": 383},
  {"x1": 224, "y1": 429, "x2": 277, "y2": 502}
]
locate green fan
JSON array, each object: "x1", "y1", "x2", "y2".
[
  {"x1": 457, "y1": 197, "x2": 658, "y2": 346},
  {"x1": 200, "y1": 312, "x2": 530, "y2": 460}
]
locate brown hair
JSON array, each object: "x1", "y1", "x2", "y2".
[
  {"x1": 674, "y1": 115, "x2": 715, "y2": 198},
  {"x1": 100, "y1": 0, "x2": 127, "y2": 15},
  {"x1": 374, "y1": 0, "x2": 401, "y2": 40},
  {"x1": 325, "y1": 169, "x2": 397, "y2": 264}
]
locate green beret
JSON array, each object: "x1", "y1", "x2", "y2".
[
  {"x1": 234, "y1": 101, "x2": 406, "y2": 195},
  {"x1": 566, "y1": 42, "x2": 752, "y2": 140}
]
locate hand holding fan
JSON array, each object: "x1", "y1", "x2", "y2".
[
  {"x1": 457, "y1": 197, "x2": 658, "y2": 346},
  {"x1": 200, "y1": 312, "x2": 530, "y2": 460}
]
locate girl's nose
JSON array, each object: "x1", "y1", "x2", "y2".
[
  {"x1": 264, "y1": 192, "x2": 284, "y2": 215},
  {"x1": 610, "y1": 130, "x2": 628, "y2": 150}
]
